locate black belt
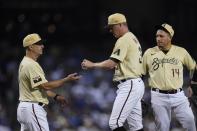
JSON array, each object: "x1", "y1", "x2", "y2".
[
  {"x1": 113, "y1": 78, "x2": 132, "y2": 86},
  {"x1": 152, "y1": 88, "x2": 182, "y2": 94},
  {"x1": 21, "y1": 101, "x2": 46, "y2": 107},
  {"x1": 38, "y1": 102, "x2": 45, "y2": 107}
]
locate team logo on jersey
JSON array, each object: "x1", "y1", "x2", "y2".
[
  {"x1": 152, "y1": 57, "x2": 179, "y2": 70},
  {"x1": 113, "y1": 49, "x2": 120, "y2": 56},
  {"x1": 33, "y1": 76, "x2": 42, "y2": 83}
]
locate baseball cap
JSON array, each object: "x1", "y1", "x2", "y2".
[
  {"x1": 106, "y1": 13, "x2": 127, "y2": 27},
  {"x1": 155, "y1": 23, "x2": 174, "y2": 37},
  {"x1": 23, "y1": 33, "x2": 44, "y2": 47}
]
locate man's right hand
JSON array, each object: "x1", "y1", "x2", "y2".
[
  {"x1": 65, "y1": 73, "x2": 81, "y2": 81},
  {"x1": 81, "y1": 59, "x2": 94, "y2": 70}
]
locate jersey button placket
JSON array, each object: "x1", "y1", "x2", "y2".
[{"x1": 163, "y1": 56, "x2": 167, "y2": 89}]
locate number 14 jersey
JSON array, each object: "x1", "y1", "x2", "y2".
[{"x1": 143, "y1": 45, "x2": 196, "y2": 90}]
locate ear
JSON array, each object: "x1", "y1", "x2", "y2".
[
  {"x1": 29, "y1": 45, "x2": 33, "y2": 50},
  {"x1": 167, "y1": 34, "x2": 172, "y2": 41}
]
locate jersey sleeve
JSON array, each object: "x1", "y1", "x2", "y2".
[
  {"x1": 26, "y1": 64, "x2": 48, "y2": 88},
  {"x1": 183, "y1": 49, "x2": 196, "y2": 70},
  {"x1": 110, "y1": 39, "x2": 129, "y2": 62},
  {"x1": 109, "y1": 57, "x2": 120, "y2": 63}
]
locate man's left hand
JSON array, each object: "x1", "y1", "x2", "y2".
[{"x1": 55, "y1": 95, "x2": 68, "y2": 108}]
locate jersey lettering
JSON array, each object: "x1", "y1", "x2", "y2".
[
  {"x1": 152, "y1": 57, "x2": 179, "y2": 71},
  {"x1": 152, "y1": 58, "x2": 160, "y2": 70}
]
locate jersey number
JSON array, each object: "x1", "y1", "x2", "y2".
[{"x1": 172, "y1": 69, "x2": 179, "y2": 77}]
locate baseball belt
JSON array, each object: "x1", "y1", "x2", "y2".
[{"x1": 152, "y1": 88, "x2": 182, "y2": 94}]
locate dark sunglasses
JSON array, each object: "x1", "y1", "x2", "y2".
[
  {"x1": 107, "y1": 24, "x2": 120, "y2": 30},
  {"x1": 34, "y1": 40, "x2": 44, "y2": 45}
]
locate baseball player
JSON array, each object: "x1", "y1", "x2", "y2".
[
  {"x1": 17, "y1": 33, "x2": 81, "y2": 131},
  {"x1": 81, "y1": 13, "x2": 145, "y2": 131},
  {"x1": 142, "y1": 23, "x2": 196, "y2": 131}
]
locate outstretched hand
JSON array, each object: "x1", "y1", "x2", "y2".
[
  {"x1": 81, "y1": 59, "x2": 94, "y2": 70},
  {"x1": 66, "y1": 73, "x2": 81, "y2": 81}
]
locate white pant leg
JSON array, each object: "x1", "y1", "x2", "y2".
[
  {"x1": 151, "y1": 91, "x2": 171, "y2": 131},
  {"x1": 190, "y1": 96, "x2": 197, "y2": 127},
  {"x1": 151, "y1": 90, "x2": 196, "y2": 131},
  {"x1": 171, "y1": 92, "x2": 196, "y2": 131},
  {"x1": 127, "y1": 78, "x2": 145, "y2": 131},
  {"x1": 17, "y1": 102, "x2": 49, "y2": 131},
  {"x1": 109, "y1": 78, "x2": 144, "y2": 130},
  {"x1": 127, "y1": 98, "x2": 143, "y2": 131}
]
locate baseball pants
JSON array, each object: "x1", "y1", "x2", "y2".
[
  {"x1": 109, "y1": 78, "x2": 145, "y2": 131},
  {"x1": 190, "y1": 96, "x2": 197, "y2": 127},
  {"x1": 17, "y1": 101, "x2": 49, "y2": 131},
  {"x1": 151, "y1": 90, "x2": 196, "y2": 131}
]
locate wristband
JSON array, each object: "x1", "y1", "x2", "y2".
[{"x1": 54, "y1": 94, "x2": 59, "y2": 101}]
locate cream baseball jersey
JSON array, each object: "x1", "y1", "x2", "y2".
[
  {"x1": 143, "y1": 45, "x2": 196, "y2": 90},
  {"x1": 110, "y1": 32, "x2": 143, "y2": 81},
  {"x1": 18, "y1": 56, "x2": 49, "y2": 104}
]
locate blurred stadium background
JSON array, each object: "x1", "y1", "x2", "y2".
[{"x1": 0, "y1": 0, "x2": 197, "y2": 130}]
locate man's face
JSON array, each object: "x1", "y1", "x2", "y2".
[
  {"x1": 156, "y1": 29, "x2": 171, "y2": 51},
  {"x1": 31, "y1": 42, "x2": 44, "y2": 55},
  {"x1": 109, "y1": 24, "x2": 122, "y2": 38}
]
